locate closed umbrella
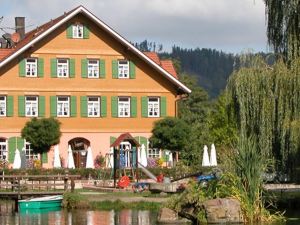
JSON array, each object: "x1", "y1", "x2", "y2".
[
  {"x1": 210, "y1": 144, "x2": 217, "y2": 166},
  {"x1": 139, "y1": 144, "x2": 148, "y2": 167},
  {"x1": 13, "y1": 149, "x2": 21, "y2": 169},
  {"x1": 67, "y1": 145, "x2": 75, "y2": 169},
  {"x1": 53, "y1": 145, "x2": 61, "y2": 168},
  {"x1": 86, "y1": 146, "x2": 94, "y2": 168},
  {"x1": 202, "y1": 145, "x2": 211, "y2": 167}
]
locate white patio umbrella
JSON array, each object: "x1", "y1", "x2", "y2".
[
  {"x1": 202, "y1": 145, "x2": 211, "y2": 167},
  {"x1": 139, "y1": 144, "x2": 148, "y2": 167},
  {"x1": 210, "y1": 144, "x2": 218, "y2": 166},
  {"x1": 86, "y1": 146, "x2": 94, "y2": 168},
  {"x1": 67, "y1": 145, "x2": 75, "y2": 169},
  {"x1": 53, "y1": 145, "x2": 61, "y2": 168},
  {"x1": 13, "y1": 149, "x2": 21, "y2": 169}
]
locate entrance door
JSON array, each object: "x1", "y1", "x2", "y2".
[
  {"x1": 68, "y1": 138, "x2": 90, "y2": 168},
  {"x1": 120, "y1": 141, "x2": 131, "y2": 168}
]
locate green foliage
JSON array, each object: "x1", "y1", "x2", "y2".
[
  {"x1": 178, "y1": 74, "x2": 210, "y2": 165},
  {"x1": 91, "y1": 200, "x2": 161, "y2": 211},
  {"x1": 227, "y1": 57, "x2": 300, "y2": 172},
  {"x1": 149, "y1": 117, "x2": 191, "y2": 152},
  {"x1": 264, "y1": 0, "x2": 300, "y2": 61},
  {"x1": 63, "y1": 192, "x2": 88, "y2": 209},
  {"x1": 21, "y1": 117, "x2": 61, "y2": 155}
]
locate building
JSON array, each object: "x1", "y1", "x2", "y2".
[{"x1": 0, "y1": 6, "x2": 191, "y2": 168}]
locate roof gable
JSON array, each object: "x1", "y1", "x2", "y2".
[{"x1": 0, "y1": 6, "x2": 191, "y2": 94}]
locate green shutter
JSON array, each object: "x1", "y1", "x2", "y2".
[
  {"x1": 42, "y1": 152, "x2": 48, "y2": 163},
  {"x1": 18, "y1": 96, "x2": 25, "y2": 117},
  {"x1": 16, "y1": 137, "x2": 24, "y2": 152},
  {"x1": 50, "y1": 96, "x2": 57, "y2": 117},
  {"x1": 80, "y1": 96, "x2": 87, "y2": 117},
  {"x1": 112, "y1": 60, "x2": 118, "y2": 78},
  {"x1": 129, "y1": 61, "x2": 136, "y2": 79},
  {"x1": 6, "y1": 96, "x2": 14, "y2": 117},
  {"x1": 83, "y1": 25, "x2": 89, "y2": 39},
  {"x1": 66, "y1": 24, "x2": 72, "y2": 38},
  {"x1": 70, "y1": 96, "x2": 77, "y2": 117},
  {"x1": 131, "y1": 96, "x2": 137, "y2": 118},
  {"x1": 110, "y1": 137, "x2": 116, "y2": 145},
  {"x1": 69, "y1": 59, "x2": 75, "y2": 78},
  {"x1": 38, "y1": 96, "x2": 45, "y2": 117},
  {"x1": 160, "y1": 96, "x2": 167, "y2": 117},
  {"x1": 50, "y1": 59, "x2": 57, "y2": 78},
  {"x1": 111, "y1": 96, "x2": 118, "y2": 117},
  {"x1": 19, "y1": 59, "x2": 25, "y2": 77},
  {"x1": 141, "y1": 96, "x2": 148, "y2": 118},
  {"x1": 38, "y1": 58, "x2": 44, "y2": 77},
  {"x1": 81, "y1": 59, "x2": 87, "y2": 78},
  {"x1": 101, "y1": 96, "x2": 107, "y2": 117},
  {"x1": 8, "y1": 137, "x2": 16, "y2": 163},
  {"x1": 99, "y1": 59, "x2": 106, "y2": 78}
]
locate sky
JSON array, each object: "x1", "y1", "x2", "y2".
[{"x1": 0, "y1": 0, "x2": 268, "y2": 53}]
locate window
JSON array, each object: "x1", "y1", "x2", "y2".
[
  {"x1": 25, "y1": 58, "x2": 37, "y2": 77},
  {"x1": 118, "y1": 60, "x2": 129, "y2": 78},
  {"x1": 57, "y1": 59, "x2": 69, "y2": 78},
  {"x1": 0, "y1": 139, "x2": 8, "y2": 161},
  {"x1": 88, "y1": 97, "x2": 100, "y2": 117},
  {"x1": 88, "y1": 60, "x2": 99, "y2": 78},
  {"x1": 148, "y1": 148, "x2": 160, "y2": 158},
  {"x1": 25, "y1": 141, "x2": 38, "y2": 160},
  {"x1": 57, "y1": 96, "x2": 70, "y2": 117},
  {"x1": 0, "y1": 96, "x2": 6, "y2": 117},
  {"x1": 118, "y1": 97, "x2": 130, "y2": 117},
  {"x1": 25, "y1": 96, "x2": 38, "y2": 117},
  {"x1": 148, "y1": 97, "x2": 160, "y2": 117},
  {"x1": 72, "y1": 24, "x2": 83, "y2": 38}
]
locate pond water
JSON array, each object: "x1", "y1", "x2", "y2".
[{"x1": 0, "y1": 201, "x2": 299, "y2": 225}]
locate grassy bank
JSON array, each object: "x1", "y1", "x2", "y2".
[{"x1": 62, "y1": 191, "x2": 164, "y2": 211}]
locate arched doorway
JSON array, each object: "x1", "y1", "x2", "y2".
[{"x1": 68, "y1": 138, "x2": 90, "y2": 168}]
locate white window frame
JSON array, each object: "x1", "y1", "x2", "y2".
[
  {"x1": 87, "y1": 59, "x2": 99, "y2": 78},
  {"x1": 25, "y1": 58, "x2": 37, "y2": 77},
  {"x1": 72, "y1": 24, "x2": 83, "y2": 39},
  {"x1": 0, "y1": 96, "x2": 6, "y2": 117},
  {"x1": 148, "y1": 148, "x2": 160, "y2": 159},
  {"x1": 118, "y1": 97, "x2": 130, "y2": 117},
  {"x1": 25, "y1": 141, "x2": 39, "y2": 160},
  {"x1": 148, "y1": 97, "x2": 160, "y2": 117},
  {"x1": 57, "y1": 59, "x2": 69, "y2": 78},
  {"x1": 57, "y1": 96, "x2": 70, "y2": 117},
  {"x1": 25, "y1": 96, "x2": 38, "y2": 117},
  {"x1": 0, "y1": 139, "x2": 8, "y2": 161},
  {"x1": 118, "y1": 60, "x2": 129, "y2": 79},
  {"x1": 87, "y1": 96, "x2": 100, "y2": 117}
]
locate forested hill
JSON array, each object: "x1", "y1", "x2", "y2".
[{"x1": 160, "y1": 47, "x2": 236, "y2": 98}]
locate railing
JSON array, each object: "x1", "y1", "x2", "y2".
[{"x1": 0, "y1": 175, "x2": 81, "y2": 198}]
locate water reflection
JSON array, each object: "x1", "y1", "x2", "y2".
[{"x1": 0, "y1": 201, "x2": 158, "y2": 225}]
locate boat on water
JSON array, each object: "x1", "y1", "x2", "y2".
[{"x1": 18, "y1": 195, "x2": 63, "y2": 210}]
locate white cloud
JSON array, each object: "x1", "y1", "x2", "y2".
[{"x1": 0, "y1": 0, "x2": 267, "y2": 53}]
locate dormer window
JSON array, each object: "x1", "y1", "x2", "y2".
[{"x1": 72, "y1": 24, "x2": 83, "y2": 38}]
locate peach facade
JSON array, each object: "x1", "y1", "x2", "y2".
[{"x1": 0, "y1": 7, "x2": 189, "y2": 168}]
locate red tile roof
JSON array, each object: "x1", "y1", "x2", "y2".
[
  {"x1": 143, "y1": 52, "x2": 178, "y2": 78},
  {"x1": 110, "y1": 133, "x2": 140, "y2": 148},
  {"x1": 0, "y1": 49, "x2": 13, "y2": 61},
  {"x1": 160, "y1": 60, "x2": 178, "y2": 79}
]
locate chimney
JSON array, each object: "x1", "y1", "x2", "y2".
[{"x1": 15, "y1": 17, "x2": 25, "y2": 40}]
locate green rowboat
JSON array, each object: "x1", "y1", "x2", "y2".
[{"x1": 18, "y1": 195, "x2": 63, "y2": 210}]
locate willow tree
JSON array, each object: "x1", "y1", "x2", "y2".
[
  {"x1": 264, "y1": 0, "x2": 300, "y2": 61},
  {"x1": 227, "y1": 56, "x2": 300, "y2": 172}
]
